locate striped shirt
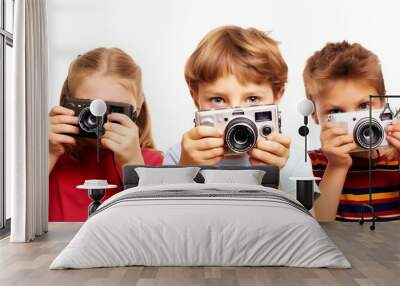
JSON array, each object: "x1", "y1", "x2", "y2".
[{"x1": 308, "y1": 150, "x2": 400, "y2": 221}]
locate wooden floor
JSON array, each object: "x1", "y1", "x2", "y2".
[{"x1": 0, "y1": 221, "x2": 399, "y2": 286}]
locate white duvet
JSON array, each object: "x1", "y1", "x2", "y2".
[{"x1": 50, "y1": 183, "x2": 350, "y2": 269}]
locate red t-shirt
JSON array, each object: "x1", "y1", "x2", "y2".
[{"x1": 49, "y1": 147, "x2": 163, "y2": 222}]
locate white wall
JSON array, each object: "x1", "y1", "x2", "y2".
[{"x1": 47, "y1": 0, "x2": 400, "y2": 153}]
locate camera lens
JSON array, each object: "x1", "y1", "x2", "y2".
[
  {"x1": 225, "y1": 117, "x2": 257, "y2": 153},
  {"x1": 79, "y1": 107, "x2": 100, "y2": 133},
  {"x1": 233, "y1": 128, "x2": 249, "y2": 144},
  {"x1": 354, "y1": 118, "x2": 383, "y2": 149}
]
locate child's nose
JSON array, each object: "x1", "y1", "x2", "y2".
[{"x1": 229, "y1": 100, "x2": 242, "y2": 108}]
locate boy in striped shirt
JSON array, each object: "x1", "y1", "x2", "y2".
[{"x1": 303, "y1": 41, "x2": 400, "y2": 222}]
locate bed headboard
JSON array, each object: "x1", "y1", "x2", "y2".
[{"x1": 123, "y1": 165, "x2": 280, "y2": 189}]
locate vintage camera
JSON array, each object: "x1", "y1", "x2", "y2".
[
  {"x1": 194, "y1": 104, "x2": 281, "y2": 155},
  {"x1": 61, "y1": 96, "x2": 136, "y2": 138},
  {"x1": 327, "y1": 108, "x2": 393, "y2": 152}
]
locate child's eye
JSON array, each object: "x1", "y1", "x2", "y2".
[
  {"x1": 210, "y1": 97, "x2": 225, "y2": 105},
  {"x1": 359, "y1": 102, "x2": 370, "y2": 110},
  {"x1": 328, "y1": 108, "x2": 342, "y2": 114},
  {"x1": 246, "y1": 96, "x2": 259, "y2": 104}
]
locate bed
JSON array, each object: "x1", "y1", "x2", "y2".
[{"x1": 50, "y1": 165, "x2": 350, "y2": 269}]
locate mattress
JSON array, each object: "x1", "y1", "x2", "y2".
[{"x1": 50, "y1": 183, "x2": 350, "y2": 269}]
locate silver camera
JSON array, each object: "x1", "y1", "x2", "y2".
[
  {"x1": 327, "y1": 108, "x2": 394, "y2": 152},
  {"x1": 194, "y1": 104, "x2": 281, "y2": 155}
]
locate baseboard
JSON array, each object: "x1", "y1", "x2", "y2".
[{"x1": 0, "y1": 218, "x2": 11, "y2": 239}]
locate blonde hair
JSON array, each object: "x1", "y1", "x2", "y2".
[
  {"x1": 60, "y1": 47, "x2": 155, "y2": 157},
  {"x1": 185, "y1": 25, "x2": 288, "y2": 99}
]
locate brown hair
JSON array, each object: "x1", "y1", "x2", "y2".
[
  {"x1": 60, "y1": 47, "x2": 155, "y2": 156},
  {"x1": 303, "y1": 41, "x2": 386, "y2": 100},
  {"x1": 185, "y1": 25, "x2": 288, "y2": 98}
]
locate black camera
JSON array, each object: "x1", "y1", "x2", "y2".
[{"x1": 61, "y1": 96, "x2": 137, "y2": 138}]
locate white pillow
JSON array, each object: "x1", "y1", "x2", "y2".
[
  {"x1": 200, "y1": 169, "x2": 266, "y2": 185},
  {"x1": 135, "y1": 167, "x2": 200, "y2": 186}
]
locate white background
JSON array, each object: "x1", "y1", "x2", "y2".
[{"x1": 47, "y1": 0, "x2": 400, "y2": 153}]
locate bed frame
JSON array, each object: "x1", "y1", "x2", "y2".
[{"x1": 123, "y1": 165, "x2": 280, "y2": 190}]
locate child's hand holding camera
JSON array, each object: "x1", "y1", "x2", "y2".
[
  {"x1": 49, "y1": 104, "x2": 144, "y2": 172},
  {"x1": 102, "y1": 113, "x2": 144, "y2": 167},
  {"x1": 179, "y1": 126, "x2": 225, "y2": 165},
  {"x1": 48, "y1": 106, "x2": 79, "y2": 164},
  {"x1": 386, "y1": 119, "x2": 400, "y2": 151},
  {"x1": 248, "y1": 133, "x2": 291, "y2": 169},
  {"x1": 320, "y1": 122, "x2": 357, "y2": 169}
]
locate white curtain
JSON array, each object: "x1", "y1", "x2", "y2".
[{"x1": 8, "y1": 0, "x2": 48, "y2": 242}]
